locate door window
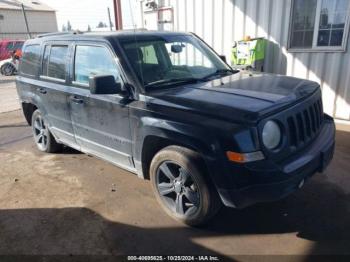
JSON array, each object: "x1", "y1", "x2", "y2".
[
  {"x1": 41, "y1": 45, "x2": 68, "y2": 80},
  {"x1": 74, "y1": 45, "x2": 120, "y2": 85},
  {"x1": 47, "y1": 46, "x2": 68, "y2": 80},
  {"x1": 42, "y1": 45, "x2": 50, "y2": 76}
]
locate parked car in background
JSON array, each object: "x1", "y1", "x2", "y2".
[
  {"x1": 0, "y1": 40, "x2": 24, "y2": 61},
  {"x1": 0, "y1": 49, "x2": 22, "y2": 76},
  {"x1": 16, "y1": 31, "x2": 335, "y2": 226},
  {"x1": 0, "y1": 58, "x2": 19, "y2": 76}
]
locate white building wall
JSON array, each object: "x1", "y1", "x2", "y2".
[
  {"x1": 126, "y1": 0, "x2": 350, "y2": 121},
  {"x1": 0, "y1": 9, "x2": 58, "y2": 39},
  {"x1": 121, "y1": 0, "x2": 140, "y2": 29}
]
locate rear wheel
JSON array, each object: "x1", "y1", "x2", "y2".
[
  {"x1": 150, "y1": 146, "x2": 221, "y2": 226},
  {"x1": 31, "y1": 109, "x2": 62, "y2": 153}
]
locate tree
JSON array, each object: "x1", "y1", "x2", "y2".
[
  {"x1": 97, "y1": 21, "x2": 107, "y2": 28},
  {"x1": 62, "y1": 24, "x2": 67, "y2": 32},
  {"x1": 67, "y1": 20, "x2": 72, "y2": 31},
  {"x1": 87, "y1": 25, "x2": 91, "y2": 32}
]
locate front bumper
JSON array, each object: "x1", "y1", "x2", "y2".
[{"x1": 218, "y1": 117, "x2": 335, "y2": 208}]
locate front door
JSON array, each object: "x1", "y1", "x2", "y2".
[{"x1": 69, "y1": 43, "x2": 134, "y2": 170}]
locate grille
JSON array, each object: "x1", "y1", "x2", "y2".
[{"x1": 286, "y1": 98, "x2": 324, "y2": 148}]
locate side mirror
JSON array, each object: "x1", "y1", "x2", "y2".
[
  {"x1": 219, "y1": 55, "x2": 227, "y2": 63},
  {"x1": 171, "y1": 44, "x2": 183, "y2": 53},
  {"x1": 89, "y1": 75, "x2": 121, "y2": 95}
]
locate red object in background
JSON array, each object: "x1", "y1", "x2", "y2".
[
  {"x1": 0, "y1": 40, "x2": 24, "y2": 61},
  {"x1": 14, "y1": 49, "x2": 22, "y2": 58}
]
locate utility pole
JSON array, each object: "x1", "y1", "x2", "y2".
[
  {"x1": 113, "y1": 0, "x2": 123, "y2": 30},
  {"x1": 21, "y1": 4, "x2": 32, "y2": 38},
  {"x1": 107, "y1": 7, "x2": 113, "y2": 31}
]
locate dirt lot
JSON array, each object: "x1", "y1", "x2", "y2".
[
  {"x1": 0, "y1": 78, "x2": 350, "y2": 259},
  {"x1": 0, "y1": 76, "x2": 20, "y2": 113}
]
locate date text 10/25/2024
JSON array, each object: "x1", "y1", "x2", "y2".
[{"x1": 127, "y1": 256, "x2": 220, "y2": 261}]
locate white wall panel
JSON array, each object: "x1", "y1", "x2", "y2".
[
  {"x1": 222, "y1": 0, "x2": 234, "y2": 60},
  {"x1": 0, "y1": 10, "x2": 57, "y2": 39}
]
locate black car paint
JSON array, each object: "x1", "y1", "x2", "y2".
[{"x1": 16, "y1": 31, "x2": 335, "y2": 208}]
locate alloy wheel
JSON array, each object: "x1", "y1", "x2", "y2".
[
  {"x1": 33, "y1": 115, "x2": 49, "y2": 151},
  {"x1": 3, "y1": 64, "x2": 14, "y2": 76},
  {"x1": 156, "y1": 161, "x2": 201, "y2": 217}
]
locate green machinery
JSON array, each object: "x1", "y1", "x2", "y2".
[{"x1": 231, "y1": 37, "x2": 266, "y2": 72}]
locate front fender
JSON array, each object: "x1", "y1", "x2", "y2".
[
  {"x1": 132, "y1": 116, "x2": 230, "y2": 188},
  {"x1": 135, "y1": 116, "x2": 220, "y2": 160}
]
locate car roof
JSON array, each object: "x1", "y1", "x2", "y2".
[{"x1": 25, "y1": 30, "x2": 192, "y2": 45}]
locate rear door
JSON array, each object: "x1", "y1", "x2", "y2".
[
  {"x1": 68, "y1": 42, "x2": 134, "y2": 170},
  {"x1": 38, "y1": 42, "x2": 77, "y2": 148}
]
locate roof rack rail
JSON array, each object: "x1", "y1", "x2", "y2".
[
  {"x1": 37, "y1": 31, "x2": 84, "y2": 38},
  {"x1": 120, "y1": 28, "x2": 148, "y2": 31}
]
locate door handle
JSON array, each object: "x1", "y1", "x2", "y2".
[
  {"x1": 37, "y1": 88, "x2": 47, "y2": 94},
  {"x1": 71, "y1": 96, "x2": 84, "y2": 104}
]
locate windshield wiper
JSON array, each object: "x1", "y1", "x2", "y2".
[
  {"x1": 200, "y1": 69, "x2": 236, "y2": 81},
  {"x1": 144, "y1": 78, "x2": 201, "y2": 88}
]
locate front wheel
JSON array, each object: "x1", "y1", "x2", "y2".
[
  {"x1": 1, "y1": 63, "x2": 16, "y2": 76},
  {"x1": 150, "y1": 146, "x2": 221, "y2": 226},
  {"x1": 31, "y1": 109, "x2": 62, "y2": 153}
]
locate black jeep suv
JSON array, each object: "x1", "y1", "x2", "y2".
[{"x1": 16, "y1": 31, "x2": 335, "y2": 225}]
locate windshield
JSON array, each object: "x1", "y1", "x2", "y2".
[{"x1": 119, "y1": 34, "x2": 234, "y2": 88}]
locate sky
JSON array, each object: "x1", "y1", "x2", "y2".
[{"x1": 41, "y1": 0, "x2": 116, "y2": 31}]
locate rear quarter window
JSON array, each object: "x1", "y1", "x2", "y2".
[{"x1": 20, "y1": 44, "x2": 41, "y2": 76}]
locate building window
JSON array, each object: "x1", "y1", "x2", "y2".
[{"x1": 289, "y1": 0, "x2": 350, "y2": 51}]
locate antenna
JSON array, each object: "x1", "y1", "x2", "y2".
[{"x1": 107, "y1": 7, "x2": 113, "y2": 31}]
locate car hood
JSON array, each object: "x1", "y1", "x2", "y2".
[
  {"x1": 0, "y1": 58, "x2": 11, "y2": 66},
  {"x1": 146, "y1": 72, "x2": 320, "y2": 123}
]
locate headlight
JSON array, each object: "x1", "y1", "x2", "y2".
[{"x1": 262, "y1": 120, "x2": 281, "y2": 150}]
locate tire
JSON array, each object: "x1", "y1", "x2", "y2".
[
  {"x1": 150, "y1": 145, "x2": 222, "y2": 226},
  {"x1": 31, "y1": 109, "x2": 62, "y2": 153},
  {"x1": 1, "y1": 63, "x2": 16, "y2": 76}
]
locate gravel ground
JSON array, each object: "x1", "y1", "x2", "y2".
[{"x1": 0, "y1": 76, "x2": 20, "y2": 113}]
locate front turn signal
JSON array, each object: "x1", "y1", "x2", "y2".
[{"x1": 226, "y1": 151, "x2": 265, "y2": 163}]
